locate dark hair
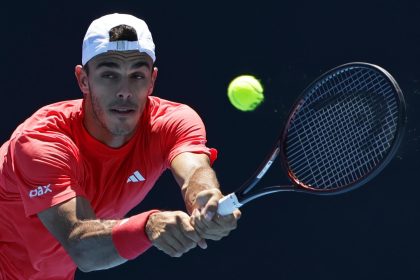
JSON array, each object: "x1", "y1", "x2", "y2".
[
  {"x1": 109, "y1": 24, "x2": 138, "y2": 41},
  {"x1": 83, "y1": 24, "x2": 138, "y2": 75}
]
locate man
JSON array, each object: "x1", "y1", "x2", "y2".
[{"x1": 0, "y1": 13, "x2": 241, "y2": 279}]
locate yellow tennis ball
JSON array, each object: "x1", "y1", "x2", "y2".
[{"x1": 227, "y1": 75, "x2": 264, "y2": 111}]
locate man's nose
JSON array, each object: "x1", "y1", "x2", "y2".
[
  {"x1": 117, "y1": 90, "x2": 132, "y2": 99},
  {"x1": 116, "y1": 80, "x2": 133, "y2": 99}
]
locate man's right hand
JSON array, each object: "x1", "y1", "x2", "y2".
[{"x1": 145, "y1": 211, "x2": 207, "y2": 257}]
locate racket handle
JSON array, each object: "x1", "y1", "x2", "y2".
[{"x1": 217, "y1": 193, "x2": 243, "y2": 216}]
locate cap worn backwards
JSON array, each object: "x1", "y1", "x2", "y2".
[{"x1": 82, "y1": 13, "x2": 156, "y2": 65}]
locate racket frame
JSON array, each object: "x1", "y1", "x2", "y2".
[
  {"x1": 280, "y1": 62, "x2": 406, "y2": 195},
  {"x1": 218, "y1": 62, "x2": 406, "y2": 214}
]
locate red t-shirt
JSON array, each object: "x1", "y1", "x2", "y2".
[{"x1": 0, "y1": 96, "x2": 217, "y2": 279}]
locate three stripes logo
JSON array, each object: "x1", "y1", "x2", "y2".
[{"x1": 127, "y1": 170, "x2": 146, "y2": 183}]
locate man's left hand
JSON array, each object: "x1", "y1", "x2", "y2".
[{"x1": 190, "y1": 189, "x2": 241, "y2": 241}]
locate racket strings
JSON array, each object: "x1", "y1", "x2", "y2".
[
  {"x1": 310, "y1": 72, "x2": 397, "y2": 187},
  {"x1": 308, "y1": 80, "x2": 395, "y2": 187},
  {"x1": 289, "y1": 77, "x2": 389, "y2": 166},
  {"x1": 286, "y1": 66, "x2": 400, "y2": 190}
]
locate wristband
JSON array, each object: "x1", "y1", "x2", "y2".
[{"x1": 111, "y1": 209, "x2": 160, "y2": 260}]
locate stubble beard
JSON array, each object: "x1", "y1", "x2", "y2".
[{"x1": 88, "y1": 92, "x2": 135, "y2": 137}]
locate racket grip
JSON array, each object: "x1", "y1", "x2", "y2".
[{"x1": 217, "y1": 193, "x2": 243, "y2": 216}]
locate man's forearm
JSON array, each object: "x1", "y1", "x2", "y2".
[
  {"x1": 181, "y1": 166, "x2": 220, "y2": 214},
  {"x1": 38, "y1": 197, "x2": 155, "y2": 272},
  {"x1": 67, "y1": 219, "x2": 126, "y2": 272},
  {"x1": 67, "y1": 210, "x2": 157, "y2": 272}
]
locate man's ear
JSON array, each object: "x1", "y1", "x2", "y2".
[
  {"x1": 75, "y1": 65, "x2": 89, "y2": 95},
  {"x1": 147, "y1": 67, "x2": 158, "y2": 96}
]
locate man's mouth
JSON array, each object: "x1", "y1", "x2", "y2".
[{"x1": 110, "y1": 108, "x2": 136, "y2": 115}]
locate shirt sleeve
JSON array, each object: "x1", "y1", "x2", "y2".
[
  {"x1": 160, "y1": 104, "x2": 217, "y2": 168},
  {"x1": 11, "y1": 132, "x2": 86, "y2": 217}
]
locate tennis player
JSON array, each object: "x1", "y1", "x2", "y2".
[{"x1": 0, "y1": 13, "x2": 241, "y2": 279}]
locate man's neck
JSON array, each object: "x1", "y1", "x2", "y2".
[{"x1": 82, "y1": 116, "x2": 136, "y2": 149}]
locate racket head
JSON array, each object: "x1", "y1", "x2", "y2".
[{"x1": 280, "y1": 62, "x2": 406, "y2": 195}]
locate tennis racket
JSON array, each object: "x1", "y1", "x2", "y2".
[{"x1": 218, "y1": 62, "x2": 406, "y2": 215}]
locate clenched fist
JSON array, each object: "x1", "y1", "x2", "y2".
[{"x1": 145, "y1": 211, "x2": 207, "y2": 257}]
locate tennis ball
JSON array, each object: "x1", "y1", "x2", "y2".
[{"x1": 227, "y1": 75, "x2": 264, "y2": 111}]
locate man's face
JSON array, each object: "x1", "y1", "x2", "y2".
[{"x1": 84, "y1": 51, "x2": 156, "y2": 137}]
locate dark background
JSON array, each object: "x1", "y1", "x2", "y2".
[{"x1": 1, "y1": 1, "x2": 420, "y2": 279}]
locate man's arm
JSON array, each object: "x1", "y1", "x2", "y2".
[
  {"x1": 38, "y1": 197, "x2": 125, "y2": 272},
  {"x1": 38, "y1": 196, "x2": 204, "y2": 272},
  {"x1": 171, "y1": 152, "x2": 241, "y2": 241},
  {"x1": 171, "y1": 152, "x2": 220, "y2": 215}
]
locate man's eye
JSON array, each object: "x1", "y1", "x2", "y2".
[
  {"x1": 101, "y1": 73, "x2": 116, "y2": 79},
  {"x1": 132, "y1": 74, "x2": 145, "y2": 80}
]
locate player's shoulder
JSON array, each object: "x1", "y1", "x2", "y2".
[
  {"x1": 34, "y1": 99, "x2": 83, "y2": 118},
  {"x1": 147, "y1": 96, "x2": 200, "y2": 120},
  {"x1": 17, "y1": 99, "x2": 82, "y2": 131},
  {"x1": 148, "y1": 96, "x2": 191, "y2": 112},
  {"x1": 9, "y1": 99, "x2": 82, "y2": 155}
]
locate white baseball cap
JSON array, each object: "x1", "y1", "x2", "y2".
[{"x1": 82, "y1": 13, "x2": 156, "y2": 65}]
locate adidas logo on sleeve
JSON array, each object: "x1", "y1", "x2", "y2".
[{"x1": 127, "y1": 170, "x2": 145, "y2": 183}]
